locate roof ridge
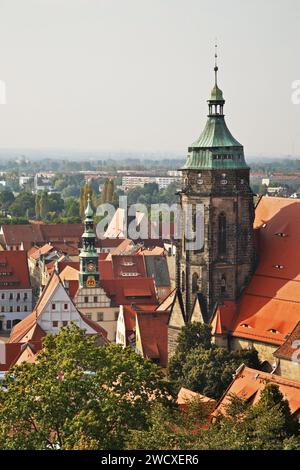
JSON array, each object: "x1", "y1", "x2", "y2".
[{"x1": 243, "y1": 366, "x2": 300, "y2": 389}]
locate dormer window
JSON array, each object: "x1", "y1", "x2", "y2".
[
  {"x1": 268, "y1": 329, "x2": 279, "y2": 334},
  {"x1": 275, "y1": 232, "x2": 287, "y2": 238},
  {"x1": 274, "y1": 264, "x2": 284, "y2": 270},
  {"x1": 241, "y1": 324, "x2": 251, "y2": 328}
]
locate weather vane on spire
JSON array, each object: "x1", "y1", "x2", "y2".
[{"x1": 214, "y1": 40, "x2": 218, "y2": 86}]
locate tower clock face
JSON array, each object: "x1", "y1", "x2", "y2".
[{"x1": 87, "y1": 262, "x2": 95, "y2": 272}]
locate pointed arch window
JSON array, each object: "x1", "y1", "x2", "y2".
[
  {"x1": 192, "y1": 273, "x2": 199, "y2": 293},
  {"x1": 218, "y1": 213, "x2": 227, "y2": 256},
  {"x1": 221, "y1": 275, "x2": 226, "y2": 294},
  {"x1": 182, "y1": 271, "x2": 185, "y2": 292}
]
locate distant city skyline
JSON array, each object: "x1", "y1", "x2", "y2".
[{"x1": 0, "y1": 0, "x2": 299, "y2": 157}]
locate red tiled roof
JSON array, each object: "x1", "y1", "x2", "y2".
[
  {"x1": 156, "y1": 289, "x2": 176, "y2": 312},
  {"x1": 123, "y1": 287, "x2": 152, "y2": 297},
  {"x1": 39, "y1": 224, "x2": 83, "y2": 242},
  {"x1": 99, "y1": 259, "x2": 114, "y2": 279},
  {"x1": 0, "y1": 223, "x2": 83, "y2": 250},
  {"x1": 100, "y1": 278, "x2": 158, "y2": 306},
  {"x1": 136, "y1": 311, "x2": 169, "y2": 367},
  {"x1": 1, "y1": 224, "x2": 44, "y2": 249},
  {"x1": 57, "y1": 261, "x2": 79, "y2": 273},
  {"x1": 111, "y1": 255, "x2": 146, "y2": 278},
  {"x1": 110, "y1": 239, "x2": 134, "y2": 255},
  {"x1": 50, "y1": 242, "x2": 79, "y2": 256},
  {"x1": 212, "y1": 197, "x2": 300, "y2": 346},
  {"x1": 57, "y1": 257, "x2": 158, "y2": 306},
  {"x1": 28, "y1": 243, "x2": 53, "y2": 260},
  {"x1": 213, "y1": 365, "x2": 300, "y2": 419},
  {"x1": 97, "y1": 238, "x2": 126, "y2": 248},
  {"x1": 0, "y1": 343, "x2": 23, "y2": 371},
  {"x1": 78, "y1": 313, "x2": 109, "y2": 341},
  {"x1": 0, "y1": 251, "x2": 31, "y2": 290},
  {"x1": 122, "y1": 305, "x2": 137, "y2": 333},
  {"x1": 177, "y1": 387, "x2": 216, "y2": 410}
]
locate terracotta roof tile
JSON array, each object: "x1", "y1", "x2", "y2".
[
  {"x1": 28, "y1": 243, "x2": 53, "y2": 260},
  {"x1": 177, "y1": 387, "x2": 216, "y2": 409},
  {"x1": 137, "y1": 311, "x2": 169, "y2": 366},
  {"x1": 213, "y1": 365, "x2": 300, "y2": 419},
  {"x1": 0, "y1": 343, "x2": 23, "y2": 371},
  {"x1": 213, "y1": 197, "x2": 300, "y2": 346},
  {"x1": 0, "y1": 251, "x2": 31, "y2": 290}
]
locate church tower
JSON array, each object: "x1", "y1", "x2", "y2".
[
  {"x1": 178, "y1": 51, "x2": 256, "y2": 322},
  {"x1": 79, "y1": 195, "x2": 100, "y2": 289}
]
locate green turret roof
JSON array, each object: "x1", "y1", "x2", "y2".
[
  {"x1": 191, "y1": 116, "x2": 242, "y2": 148},
  {"x1": 210, "y1": 84, "x2": 224, "y2": 102},
  {"x1": 182, "y1": 56, "x2": 248, "y2": 171},
  {"x1": 85, "y1": 195, "x2": 94, "y2": 218}
]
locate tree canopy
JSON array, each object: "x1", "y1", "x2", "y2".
[
  {"x1": 0, "y1": 324, "x2": 170, "y2": 450},
  {"x1": 168, "y1": 323, "x2": 261, "y2": 399}
]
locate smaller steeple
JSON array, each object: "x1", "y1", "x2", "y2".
[
  {"x1": 209, "y1": 43, "x2": 225, "y2": 115},
  {"x1": 79, "y1": 195, "x2": 99, "y2": 289},
  {"x1": 214, "y1": 43, "x2": 218, "y2": 86},
  {"x1": 85, "y1": 194, "x2": 94, "y2": 219}
]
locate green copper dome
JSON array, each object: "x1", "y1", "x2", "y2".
[
  {"x1": 182, "y1": 63, "x2": 248, "y2": 171},
  {"x1": 85, "y1": 196, "x2": 94, "y2": 218},
  {"x1": 191, "y1": 116, "x2": 242, "y2": 148},
  {"x1": 210, "y1": 84, "x2": 224, "y2": 102}
]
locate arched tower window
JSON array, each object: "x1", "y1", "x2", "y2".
[
  {"x1": 182, "y1": 271, "x2": 185, "y2": 292},
  {"x1": 192, "y1": 207, "x2": 196, "y2": 233},
  {"x1": 218, "y1": 213, "x2": 227, "y2": 256},
  {"x1": 221, "y1": 275, "x2": 226, "y2": 294},
  {"x1": 192, "y1": 273, "x2": 199, "y2": 293}
]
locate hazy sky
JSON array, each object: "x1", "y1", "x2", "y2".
[{"x1": 0, "y1": 0, "x2": 299, "y2": 156}]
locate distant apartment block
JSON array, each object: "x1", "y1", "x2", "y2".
[{"x1": 121, "y1": 175, "x2": 180, "y2": 190}]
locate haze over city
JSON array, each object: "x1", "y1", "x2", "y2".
[{"x1": 0, "y1": 0, "x2": 299, "y2": 157}]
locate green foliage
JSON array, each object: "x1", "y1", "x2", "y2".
[
  {"x1": 127, "y1": 398, "x2": 211, "y2": 450},
  {"x1": 126, "y1": 182, "x2": 179, "y2": 207},
  {"x1": 198, "y1": 385, "x2": 300, "y2": 450},
  {"x1": 176, "y1": 322, "x2": 212, "y2": 353},
  {"x1": 0, "y1": 324, "x2": 169, "y2": 450},
  {"x1": 64, "y1": 197, "x2": 80, "y2": 218},
  {"x1": 0, "y1": 216, "x2": 29, "y2": 225},
  {"x1": 0, "y1": 190, "x2": 15, "y2": 209},
  {"x1": 169, "y1": 323, "x2": 261, "y2": 399},
  {"x1": 8, "y1": 192, "x2": 35, "y2": 218},
  {"x1": 126, "y1": 384, "x2": 300, "y2": 451}
]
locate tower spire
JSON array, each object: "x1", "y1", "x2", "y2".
[
  {"x1": 79, "y1": 196, "x2": 99, "y2": 289},
  {"x1": 214, "y1": 42, "x2": 218, "y2": 86}
]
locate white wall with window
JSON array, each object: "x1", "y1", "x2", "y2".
[{"x1": 0, "y1": 288, "x2": 33, "y2": 331}]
